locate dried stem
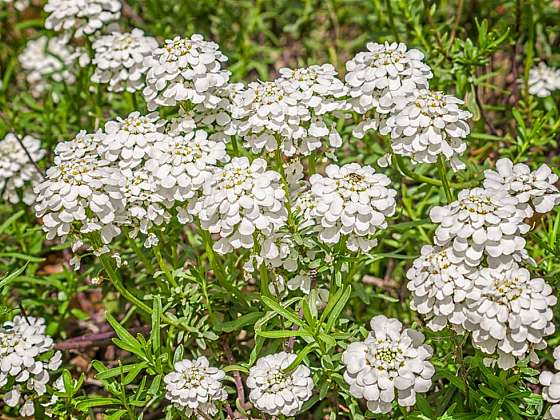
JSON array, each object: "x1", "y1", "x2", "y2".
[{"x1": 222, "y1": 337, "x2": 251, "y2": 411}]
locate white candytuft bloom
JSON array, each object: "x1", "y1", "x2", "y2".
[
  {"x1": 308, "y1": 163, "x2": 396, "y2": 252},
  {"x1": 483, "y1": 158, "x2": 560, "y2": 217},
  {"x1": 526, "y1": 62, "x2": 560, "y2": 98},
  {"x1": 0, "y1": 316, "x2": 62, "y2": 417},
  {"x1": 1, "y1": 0, "x2": 31, "y2": 11},
  {"x1": 247, "y1": 351, "x2": 314, "y2": 417},
  {"x1": 100, "y1": 112, "x2": 166, "y2": 168},
  {"x1": 464, "y1": 263, "x2": 556, "y2": 370},
  {"x1": 54, "y1": 130, "x2": 102, "y2": 163},
  {"x1": 19, "y1": 36, "x2": 85, "y2": 98},
  {"x1": 406, "y1": 244, "x2": 475, "y2": 332},
  {"x1": 91, "y1": 29, "x2": 158, "y2": 93},
  {"x1": 34, "y1": 153, "x2": 124, "y2": 245},
  {"x1": 342, "y1": 315, "x2": 434, "y2": 414},
  {"x1": 44, "y1": 0, "x2": 121, "y2": 38},
  {"x1": 195, "y1": 157, "x2": 287, "y2": 254},
  {"x1": 0, "y1": 133, "x2": 46, "y2": 205},
  {"x1": 164, "y1": 356, "x2": 227, "y2": 419},
  {"x1": 233, "y1": 67, "x2": 347, "y2": 156},
  {"x1": 540, "y1": 347, "x2": 560, "y2": 419},
  {"x1": 345, "y1": 42, "x2": 432, "y2": 115},
  {"x1": 385, "y1": 89, "x2": 472, "y2": 171},
  {"x1": 429, "y1": 188, "x2": 530, "y2": 268},
  {"x1": 143, "y1": 34, "x2": 230, "y2": 111}
]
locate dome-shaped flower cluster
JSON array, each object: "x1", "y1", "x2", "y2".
[
  {"x1": 164, "y1": 356, "x2": 227, "y2": 419},
  {"x1": 406, "y1": 244, "x2": 475, "y2": 332},
  {"x1": 429, "y1": 188, "x2": 529, "y2": 268},
  {"x1": 342, "y1": 315, "x2": 434, "y2": 414},
  {"x1": 19, "y1": 36, "x2": 86, "y2": 98},
  {"x1": 385, "y1": 89, "x2": 472, "y2": 171},
  {"x1": 540, "y1": 347, "x2": 560, "y2": 419},
  {"x1": 526, "y1": 62, "x2": 560, "y2": 98},
  {"x1": 44, "y1": 0, "x2": 121, "y2": 38},
  {"x1": 91, "y1": 29, "x2": 158, "y2": 93},
  {"x1": 464, "y1": 263, "x2": 556, "y2": 369},
  {"x1": 143, "y1": 34, "x2": 230, "y2": 111},
  {"x1": 483, "y1": 158, "x2": 560, "y2": 217},
  {"x1": 0, "y1": 133, "x2": 45, "y2": 205},
  {"x1": 247, "y1": 351, "x2": 314, "y2": 417},
  {"x1": 0, "y1": 316, "x2": 62, "y2": 418},
  {"x1": 195, "y1": 157, "x2": 287, "y2": 254},
  {"x1": 232, "y1": 64, "x2": 348, "y2": 156},
  {"x1": 306, "y1": 163, "x2": 396, "y2": 252}
]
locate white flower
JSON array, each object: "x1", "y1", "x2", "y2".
[
  {"x1": 247, "y1": 351, "x2": 314, "y2": 417},
  {"x1": 540, "y1": 347, "x2": 560, "y2": 419},
  {"x1": 44, "y1": 0, "x2": 121, "y2": 38},
  {"x1": 345, "y1": 42, "x2": 432, "y2": 115},
  {"x1": 342, "y1": 315, "x2": 434, "y2": 414},
  {"x1": 54, "y1": 130, "x2": 102, "y2": 164},
  {"x1": 386, "y1": 89, "x2": 472, "y2": 171},
  {"x1": 19, "y1": 36, "x2": 85, "y2": 98},
  {"x1": 287, "y1": 269, "x2": 314, "y2": 294},
  {"x1": 429, "y1": 188, "x2": 530, "y2": 268},
  {"x1": 484, "y1": 158, "x2": 560, "y2": 216},
  {"x1": 526, "y1": 62, "x2": 560, "y2": 98},
  {"x1": 0, "y1": 133, "x2": 46, "y2": 205},
  {"x1": 101, "y1": 112, "x2": 166, "y2": 168},
  {"x1": 164, "y1": 356, "x2": 227, "y2": 419},
  {"x1": 308, "y1": 163, "x2": 396, "y2": 252},
  {"x1": 143, "y1": 34, "x2": 230, "y2": 111},
  {"x1": 407, "y1": 244, "x2": 475, "y2": 332},
  {"x1": 0, "y1": 316, "x2": 61, "y2": 417},
  {"x1": 1, "y1": 0, "x2": 31, "y2": 11},
  {"x1": 91, "y1": 29, "x2": 158, "y2": 93},
  {"x1": 34, "y1": 153, "x2": 124, "y2": 244},
  {"x1": 196, "y1": 157, "x2": 287, "y2": 254},
  {"x1": 464, "y1": 264, "x2": 556, "y2": 369}
]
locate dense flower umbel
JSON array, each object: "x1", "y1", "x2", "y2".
[
  {"x1": 407, "y1": 244, "x2": 475, "y2": 332},
  {"x1": 164, "y1": 357, "x2": 227, "y2": 419},
  {"x1": 195, "y1": 157, "x2": 287, "y2": 254},
  {"x1": 483, "y1": 158, "x2": 560, "y2": 217},
  {"x1": 143, "y1": 34, "x2": 230, "y2": 111},
  {"x1": 540, "y1": 347, "x2": 560, "y2": 419},
  {"x1": 342, "y1": 315, "x2": 434, "y2": 414},
  {"x1": 345, "y1": 42, "x2": 432, "y2": 115},
  {"x1": 307, "y1": 163, "x2": 396, "y2": 252},
  {"x1": 385, "y1": 89, "x2": 472, "y2": 171},
  {"x1": 44, "y1": 0, "x2": 121, "y2": 38},
  {"x1": 247, "y1": 351, "x2": 314, "y2": 417},
  {"x1": 0, "y1": 133, "x2": 46, "y2": 205},
  {"x1": 526, "y1": 62, "x2": 560, "y2": 98},
  {"x1": 19, "y1": 36, "x2": 84, "y2": 98},
  {"x1": 91, "y1": 29, "x2": 158, "y2": 93},
  {"x1": 0, "y1": 316, "x2": 62, "y2": 417},
  {"x1": 429, "y1": 188, "x2": 529, "y2": 268},
  {"x1": 464, "y1": 263, "x2": 556, "y2": 369}
]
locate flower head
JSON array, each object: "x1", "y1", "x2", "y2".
[
  {"x1": 342, "y1": 315, "x2": 434, "y2": 414},
  {"x1": 540, "y1": 347, "x2": 560, "y2": 419},
  {"x1": 526, "y1": 62, "x2": 560, "y2": 98},
  {"x1": 247, "y1": 351, "x2": 314, "y2": 417}
]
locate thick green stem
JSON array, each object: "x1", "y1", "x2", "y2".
[
  {"x1": 153, "y1": 245, "x2": 178, "y2": 288},
  {"x1": 437, "y1": 155, "x2": 453, "y2": 203}
]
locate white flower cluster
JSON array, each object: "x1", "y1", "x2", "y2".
[
  {"x1": 19, "y1": 36, "x2": 86, "y2": 98},
  {"x1": 408, "y1": 161, "x2": 560, "y2": 369},
  {"x1": 247, "y1": 351, "x2": 314, "y2": 417},
  {"x1": 540, "y1": 347, "x2": 560, "y2": 419},
  {"x1": 164, "y1": 356, "x2": 227, "y2": 419},
  {"x1": 44, "y1": 0, "x2": 121, "y2": 38},
  {"x1": 0, "y1": 316, "x2": 62, "y2": 417},
  {"x1": 303, "y1": 163, "x2": 396, "y2": 252},
  {"x1": 345, "y1": 41, "x2": 472, "y2": 171},
  {"x1": 143, "y1": 34, "x2": 230, "y2": 111},
  {"x1": 484, "y1": 158, "x2": 560, "y2": 217},
  {"x1": 91, "y1": 29, "x2": 158, "y2": 93},
  {"x1": 0, "y1": 133, "x2": 46, "y2": 205},
  {"x1": 232, "y1": 64, "x2": 348, "y2": 156},
  {"x1": 342, "y1": 315, "x2": 434, "y2": 414},
  {"x1": 195, "y1": 157, "x2": 286, "y2": 254},
  {"x1": 526, "y1": 62, "x2": 560, "y2": 98}
]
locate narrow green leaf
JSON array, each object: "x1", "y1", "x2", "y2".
[
  {"x1": 0, "y1": 263, "x2": 28, "y2": 290},
  {"x1": 261, "y1": 296, "x2": 305, "y2": 328},
  {"x1": 257, "y1": 329, "x2": 313, "y2": 338}
]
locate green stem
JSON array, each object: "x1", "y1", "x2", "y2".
[
  {"x1": 385, "y1": 0, "x2": 400, "y2": 43},
  {"x1": 307, "y1": 153, "x2": 316, "y2": 175},
  {"x1": 437, "y1": 155, "x2": 453, "y2": 203},
  {"x1": 125, "y1": 230, "x2": 154, "y2": 274},
  {"x1": 153, "y1": 246, "x2": 177, "y2": 288}
]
